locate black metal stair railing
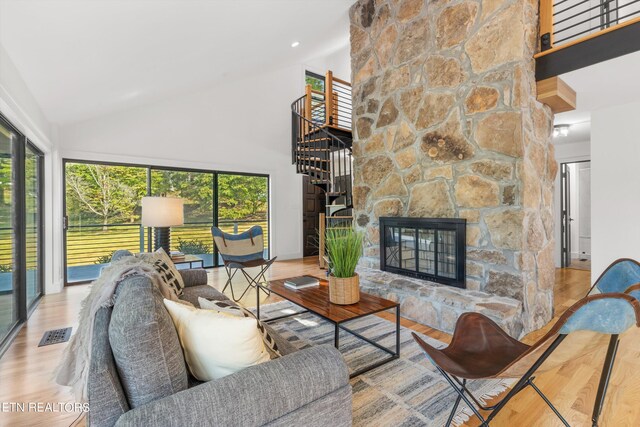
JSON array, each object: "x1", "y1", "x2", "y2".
[
  {"x1": 544, "y1": 0, "x2": 640, "y2": 49},
  {"x1": 291, "y1": 94, "x2": 353, "y2": 208}
]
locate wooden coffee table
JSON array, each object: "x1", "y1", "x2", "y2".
[{"x1": 256, "y1": 277, "x2": 400, "y2": 378}]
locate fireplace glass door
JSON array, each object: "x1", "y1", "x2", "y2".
[
  {"x1": 380, "y1": 217, "x2": 466, "y2": 288},
  {"x1": 418, "y1": 229, "x2": 435, "y2": 275}
]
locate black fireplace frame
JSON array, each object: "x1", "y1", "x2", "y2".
[{"x1": 379, "y1": 217, "x2": 466, "y2": 288}]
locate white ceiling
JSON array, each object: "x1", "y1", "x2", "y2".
[
  {"x1": 0, "y1": 0, "x2": 352, "y2": 125},
  {"x1": 554, "y1": 51, "x2": 640, "y2": 145}
]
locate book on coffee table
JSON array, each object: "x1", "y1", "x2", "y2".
[{"x1": 284, "y1": 276, "x2": 320, "y2": 290}]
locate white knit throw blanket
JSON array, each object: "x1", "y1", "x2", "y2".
[{"x1": 54, "y1": 256, "x2": 178, "y2": 402}]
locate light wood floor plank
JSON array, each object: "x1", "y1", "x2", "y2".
[{"x1": 0, "y1": 258, "x2": 637, "y2": 426}]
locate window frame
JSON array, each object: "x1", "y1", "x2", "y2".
[
  {"x1": 0, "y1": 112, "x2": 44, "y2": 358},
  {"x1": 62, "y1": 158, "x2": 271, "y2": 285}
]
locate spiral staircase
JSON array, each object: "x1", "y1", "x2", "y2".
[{"x1": 291, "y1": 71, "x2": 354, "y2": 252}]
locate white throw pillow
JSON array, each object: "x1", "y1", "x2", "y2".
[
  {"x1": 163, "y1": 299, "x2": 270, "y2": 381},
  {"x1": 198, "y1": 297, "x2": 281, "y2": 358}
]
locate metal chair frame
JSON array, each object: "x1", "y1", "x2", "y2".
[
  {"x1": 221, "y1": 258, "x2": 275, "y2": 302},
  {"x1": 420, "y1": 332, "x2": 621, "y2": 427},
  {"x1": 213, "y1": 225, "x2": 276, "y2": 303},
  {"x1": 413, "y1": 287, "x2": 640, "y2": 427}
]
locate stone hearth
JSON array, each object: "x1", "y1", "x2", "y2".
[
  {"x1": 349, "y1": 0, "x2": 557, "y2": 335},
  {"x1": 358, "y1": 267, "x2": 523, "y2": 337}
]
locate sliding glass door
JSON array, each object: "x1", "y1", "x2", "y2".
[
  {"x1": 217, "y1": 173, "x2": 269, "y2": 264},
  {"x1": 64, "y1": 161, "x2": 269, "y2": 284},
  {"x1": 64, "y1": 163, "x2": 147, "y2": 283},
  {"x1": 0, "y1": 115, "x2": 43, "y2": 355},
  {"x1": 151, "y1": 169, "x2": 215, "y2": 267},
  {"x1": 25, "y1": 143, "x2": 43, "y2": 309},
  {"x1": 0, "y1": 121, "x2": 18, "y2": 345}
]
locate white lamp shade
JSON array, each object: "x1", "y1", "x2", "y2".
[{"x1": 141, "y1": 197, "x2": 184, "y2": 227}]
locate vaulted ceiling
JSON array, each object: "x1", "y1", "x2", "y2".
[{"x1": 0, "y1": 0, "x2": 352, "y2": 125}]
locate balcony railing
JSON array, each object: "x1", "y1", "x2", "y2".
[
  {"x1": 36, "y1": 219, "x2": 268, "y2": 283},
  {"x1": 303, "y1": 70, "x2": 352, "y2": 133},
  {"x1": 63, "y1": 219, "x2": 268, "y2": 266},
  {"x1": 540, "y1": 0, "x2": 640, "y2": 52},
  {"x1": 0, "y1": 227, "x2": 39, "y2": 270}
]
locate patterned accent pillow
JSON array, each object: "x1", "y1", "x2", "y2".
[
  {"x1": 148, "y1": 259, "x2": 181, "y2": 298},
  {"x1": 138, "y1": 248, "x2": 185, "y2": 298},
  {"x1": 198, "y1": 297, "x2": 281, "y2": 358}
]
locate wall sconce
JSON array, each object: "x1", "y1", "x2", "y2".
[{"x1": 553, "y1": 124, "x2": 570, "y2": 138}]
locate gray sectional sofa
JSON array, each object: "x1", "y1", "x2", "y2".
[{"x1": 88, "y1": 250, "x2": 352, "y2": 426}]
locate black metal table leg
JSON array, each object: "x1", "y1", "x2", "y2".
[
  {"x1": 256, "y1": 284, "x2": 260, "y2": 322},
  {"x1": 334, "y1": 323, "x2": 340, "y2": 349},
  {"x1": 396, "y1": 305, "x2": 401, "y2": 356}
]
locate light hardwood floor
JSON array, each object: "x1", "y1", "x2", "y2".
[{"x1": 0, "y1": 258, "x2": 637, "y2": 427}]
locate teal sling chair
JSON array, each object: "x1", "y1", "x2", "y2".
[
  {"x1": 412, "y1": 259, "x2": 640, "y2": 426},
  {"x1": 211, "y1": 226, "x2": 276, "y2": 302},
  {"x1": 586, "y1": 258, "x2": 640, "y2": 426}
]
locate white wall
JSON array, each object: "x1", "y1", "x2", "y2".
[
  {"x1": 591, "y1": 100, "x2": 640, "y2": 280},
  {"x1": 0, "y1": 42, "x2": 61, "y2": 294},
  {"x1": 59, "y1": 51, "x2": 351, "y2": 271},
  {"x1": 552, "y1": 140, "x2": 590, "y2": 267}
]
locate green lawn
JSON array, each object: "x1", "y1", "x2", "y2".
[{"x1": 0, "y1": 220, "x2": 268, "y2": 267}]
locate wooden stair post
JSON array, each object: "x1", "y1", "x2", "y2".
[
  {"x1": 325, "y1": 70, "x2": 333, "y2": 127},
  {"x1": 304, "y1": 84, "x2": 312, "y2": 134},
  {"x1": 319, "y1": 212, "x2": 327, "y2": 269},
  {"x1": 539, "y1": 0, "x2": 554, "y2": 51}
]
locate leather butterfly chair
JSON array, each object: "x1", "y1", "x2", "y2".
[
  {"x1": 586, "y1": 258, "x2": 640, "y2": 425},
  {"x1": 211, "y1": 225, "x2": 276, "y2": 302},
  {"x1": 412, "y1": 293, "x2": 640, "y2": 427}
]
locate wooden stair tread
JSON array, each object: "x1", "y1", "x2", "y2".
[
  {"x1": 299, "y1": 137, "x2": 331, "y2": 143},
  {"x1": 296, "y1": 148, "x2": 331, "y2": 152},
  {"x1": 328, "y1": 216, "x2": 353, "y2": 219},
  {"x1": 300, "y1": 165, "x2": 329, "y2": 172},
  {"x1": 297, "y1": 156, "x2": 330, "y2": 162}
]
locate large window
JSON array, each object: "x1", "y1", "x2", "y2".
[
  {"x1": 151, "y1": 169, "x2": 215, "y2": 267},
  {"x1": 217, "y1": 173, "x2": 269, "y2": 264},
  {"x1": 0, "y1": 121, "x2": 17, "y2": 346},
  {"x1": 64, "y1": 163, "x2": 148, "y2": 282},
  {"x1": 64, "y1": 161, "x2": 269, "y2": 283},
  {"x1": 25, "y1": 143, "x2": 43, "y2": 307},
  {"x1": 0, "y1": 114, "x2": 44, "y2": 356}
]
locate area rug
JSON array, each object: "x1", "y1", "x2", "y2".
[{"x1": 256, "y1": 301, "x2": 514, "y2": 427}]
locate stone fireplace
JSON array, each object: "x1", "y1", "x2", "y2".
[{"x1": 349, "y1": 0, "x2": 557, "y2": 336}]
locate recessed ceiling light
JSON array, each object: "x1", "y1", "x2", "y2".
[{"x1": 291, "y1": 41, "x2": 300, "y2": 48}]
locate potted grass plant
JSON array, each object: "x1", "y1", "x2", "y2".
[{"x1": 325, "y1": 227, "x2": 364, "y2": 305}]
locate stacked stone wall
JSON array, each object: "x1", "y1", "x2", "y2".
[{"x1": 350, "y1": 0, "x2": 557, "y2": 332}]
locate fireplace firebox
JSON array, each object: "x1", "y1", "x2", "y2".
[{"x1": 379, "y1": 217, "x2": 466, "y2": 288}]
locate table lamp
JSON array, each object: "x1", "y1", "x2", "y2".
[{"x1": 141, "y1": 196, "x2": 184, "y2": 253}]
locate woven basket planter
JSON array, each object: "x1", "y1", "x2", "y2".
[{"x1": 329, "y1": 273, "x2": 360, "y2": 305}]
